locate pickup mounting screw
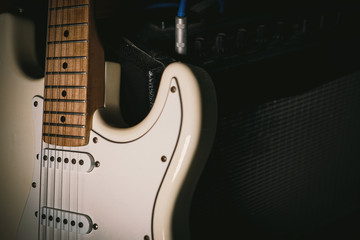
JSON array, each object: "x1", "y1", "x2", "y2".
[
  {"x1": 171, "y1": 86, "x2": 177, "y2": 93},
  {"x1": 93, "y1": 223, "x2": 99, "y2": 230},
  {"x1": 34, "y1": 101, "x2": 38, "y2": 107}
]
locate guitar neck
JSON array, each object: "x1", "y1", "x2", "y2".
[{"x1": 43, "y1": 0, "x2": 104, "y2": 147}]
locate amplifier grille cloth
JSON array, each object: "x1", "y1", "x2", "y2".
[{"x1": 191, "y1": 71, "x2": 360, "y2": 239}]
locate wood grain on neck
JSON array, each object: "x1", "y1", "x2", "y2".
[{"x1": 43, "y1": 0, "x2": 104, "y2": 147}]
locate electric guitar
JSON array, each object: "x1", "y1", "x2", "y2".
[{"x1": 16, "y1": 0, "x2": 217, "y2": 239}]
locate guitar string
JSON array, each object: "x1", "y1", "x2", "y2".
[
  {"x1": 75, "y1": 2, "x2": 80, "y2": 239},
  {"x1": 47, "y1": 0, "x2": 59, "y2": 238},
  {"x1": 51, "y1": 0, "x2": 56, "y2": 233},
  {"x1": 61, "y1": 1, "x2": 67, "y2": 239},
  {"x1": 62, "y1": 1, "x2": 71, "y2": 239},
  {"x1": 65, "y1": 1, "x2": 72, "y2": 239},
  {"x1": 60, "y1": 1, "x2": 70, "y2": 239},
  {"x1": 57, "y1": 1, "x2": 65, "y2": 239},
  {"x1": 52, "y1": 0, "x2": 60, "y2": 238},
  {"x1": 53, "y1": 0, "x2": 63, "y2": 238}
]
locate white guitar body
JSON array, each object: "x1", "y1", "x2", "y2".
[{"x1": 13, "y1": 16, "x2": 217, "y2": 240}]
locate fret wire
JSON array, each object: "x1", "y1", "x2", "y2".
[
  {"x1": 45, "y1": 85, "x2": 86, "y2": 88},
  {"x1": 48, "y1": 22, "x2": 88, "y2": 28},
  {"x1": 50, "y1": 4, "x2": 89, "y2": 10},
  {"x1": 44, "y1": 99, "x2": 86, "y2": 103},
  {"x1": 46, "y1": 72, "x2": 87, "y2": 75},
  {"x1": 48, "y1": 40, "x2": 88, "y2": 44},
  {"x1": 47, "y1": 56, "x2": 87, "y2": 60},
  {"x1": 43, "y1": 122, "x2": 85, "y2": 128},
  {"x1": 43, "y1": 111, "x2": 86, "y2": 115},
  {"x1": 42, "y1": 134, "x2": 85, "y2": 140}
]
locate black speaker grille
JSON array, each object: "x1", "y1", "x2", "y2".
[{"x1": 191, "y1": 71, "x2": 360, "y2": 239}]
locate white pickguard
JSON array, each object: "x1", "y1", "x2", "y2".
[{"x1": 18, "y1": 77, "x2": 182, "y2": 239}]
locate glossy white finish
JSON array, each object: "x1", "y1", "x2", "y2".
[
  {"x1": 93, "y1": 62, "x2": 218, "y2": 239},
  {"x1": 153, "y1": 63, "x2": 217, "y2": 240},
  {"x1": 16, "y1": 97, "x2": 43, "y2": 240},
  {"x1": 0, "y1": 13, "x2": 44, "y2": 239},
  {"x1": 18, "y1": 77, "x2": 184, "y2": 239}
]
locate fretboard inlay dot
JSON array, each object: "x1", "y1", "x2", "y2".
[
  {"x1": 60, "y1": 116, "x2": 66, "y2": 122},
  {"x1": 64, "y1": 30, "x2": 69, "y2": 37},
  {"x1": 62, "y1": 90, "x2": 67, "y2": 97},
  {"x1": 62, "y1": 62, "x2": 68, "y2": 69}
]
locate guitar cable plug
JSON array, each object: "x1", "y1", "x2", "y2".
[{"x1": 175, "y1": 16, "x2": 187, "y2": 55}]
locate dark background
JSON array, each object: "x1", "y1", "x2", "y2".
[{"x1": 2, "y1": 1, "x2": 360, "y2": 239}]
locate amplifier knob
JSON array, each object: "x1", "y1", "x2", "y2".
[
  {"x1": 215, "y1": 33, "x2": 226, "y2": 55},
  {"x1": 236, "y1": 28, "x2": 247, "y2": 50},
  {"x1": 194, "y1": 37, "x2": 205, "y2": 57}
]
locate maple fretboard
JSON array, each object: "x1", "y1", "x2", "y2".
[{"x1": 43, "y1": 0, "x2": 104, "y2": 147}]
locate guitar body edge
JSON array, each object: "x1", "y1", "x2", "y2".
[{"x1": 152, "y1": 63, "x2": 217, "y2": 240}]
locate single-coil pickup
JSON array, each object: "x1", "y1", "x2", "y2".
[
  {"x1": 38, "y1": 207, "x2": 93, "y2": 234},
  {"x1": 42, "y1": 149, "x2": 95, "y2": 172}
]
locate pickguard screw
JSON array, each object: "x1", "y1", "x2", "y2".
[
  {"x1": 171, "y1": 86, "x2": 177, "y2": 93},
  {"x1": 93, "y1": 137, "x2": 98, "y2": 143},
  {"x1": 32, "y1": 182, "x2": 36, "y2": 188},
  {"x1": 34, "y1": 101, "x2": 38, "y2": 107},
  {"x1": 161, "y1": 156, "x2": 167, "y2": 162},
  {"x1": 93, "y1": 223, "x2": 99, "y2": 230},
  {"x1": 144, "y1": 235, "x2": 150, "y2": 240},
  {"x1": 95, "y1": 161, "x2": 100, "y2": 167}
]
